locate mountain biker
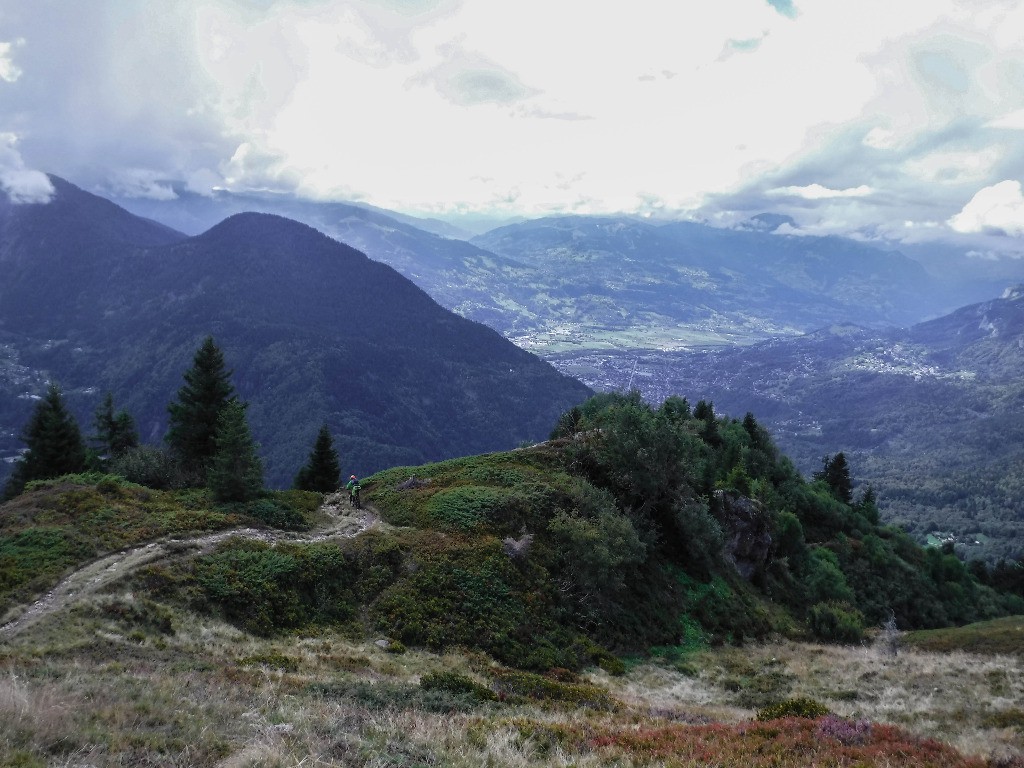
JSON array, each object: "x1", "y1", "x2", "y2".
[{"x1": 346, "y1": 474, "x2": 361, "y2": 507}]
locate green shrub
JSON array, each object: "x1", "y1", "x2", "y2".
[
  {"x1": 419, "y1": 671, "x2": 497, "y2": 701},
  {"x1": 756, "y1": 696, "x2": 831, "y2": 721},
  {"x1": 238, "y1": 652, "x2": 299, "y2": 672},
  {"x1": 425, "y1": 485, "x2": 509, "y2": 530},
  {"x1": 110, "y1": 446, "x2": 198, "y2": 490},
  {"x1": 490, "y1": 669, "x2": 616, "y2": 710},
  {"x1": 807, "y1": 601, "x2": 865, "y2": 643}
]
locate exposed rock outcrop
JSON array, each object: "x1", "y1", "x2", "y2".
[{"x1": 711, "y1": 490, "x2": 772, "y2": 580}]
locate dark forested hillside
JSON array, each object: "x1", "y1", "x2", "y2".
[{"x1": 0, "y1": 179, "x2": 591, "y2": 487}]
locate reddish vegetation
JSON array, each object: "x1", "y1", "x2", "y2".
[{"x1": 586, "y1": 717, "x2": 986, "y2": 767}]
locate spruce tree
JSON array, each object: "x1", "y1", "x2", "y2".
[
  {"x1": 92, "y1": 392, "x2": 139, "y2": 460},
  {"x1": 166, "y1": 336, "x2": 236, "y2": 473},
  {"x1": 207, "y1": 400, "x2": 264, "y2": 503},
  {"x1": 814, "y1": 452, "x2": 854, "y2": 504},
  {"x1": 2, "y1": 383, "x2": 88, "y2": 500},
  {"x1": 293, "y1": 425, "x2": 341, "y2": 493}
]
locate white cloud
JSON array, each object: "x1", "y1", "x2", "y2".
[
  {"x1": 767, "y1": 184, "x2": 873, "y2": 199},
  {"x1": 2, "y1": 0, "x2": 1024, "y2": 232},
  {"x1": 0, "y1": 39, "x2": 24, "y2": 82},
  {"x1": 105, "y1": 169, "x2": 179, "y2": 200},
  {"x1": 948, "y1": 180, "x2": 1024, "y2": 236},
  {"x1": 986, "y1": 109, "x2": 1024, "y2": 129},
  {"x1": 0, "y1": 132, "x2": 54, "y2": 203}
]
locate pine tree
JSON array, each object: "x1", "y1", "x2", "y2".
[
  {"x1": 2, "y1": 383, "x2": 88, "y2": 500},
  {"x1": 814, "y1": 452, "x2": 854, "y2": 504},
  {"x1": 207, "y1": 401, "x2": 264, "y2": 503},
  {"x1": 166, "y1": 336, "x2": 236, "y2": 472},
  {"x1": 293, "y1": 425, "x2": 341, "y2": 493},
  {"x1": 92, "y1": 392, "x2": 139, "y2": 460}
]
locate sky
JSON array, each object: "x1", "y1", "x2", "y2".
[{"x1": 1, "y1": 0, "x2": 1024, "y2": 254}]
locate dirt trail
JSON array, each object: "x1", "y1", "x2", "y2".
[{"x1": 0, "y1": 492, "x2": 377, "y2": 641}]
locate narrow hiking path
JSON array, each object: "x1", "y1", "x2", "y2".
[{"x1": 0, "y1": 492, "x2": 378, "y2": 641}]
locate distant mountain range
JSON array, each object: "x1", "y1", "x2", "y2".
[
  {"x1": 548, "y1": 286, "x2": 1024, "y2": 562},
  {"x1": 7, "y1": 177, "x2": 1024, "y2": 556},
  {"x1": 0, "y1": 177, "x2": 590, "y2": 487},
  {"x1": 112, "y1": 187, "x2": 1017, "y2": 354}
]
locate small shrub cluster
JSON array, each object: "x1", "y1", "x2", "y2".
[
  {"x1": 756, "y1": 696, "x2": 831, "y2": 721},
  {"x1": 419, "y1": 671, "x2": 497, "y2": 702},
  {"x1": 237, "y1": 651, "x2": 300, "y2": 672},
  {"x1": 489, "y1": 668, "x2": 616, "y2": 710},
  {"x1": 807, "y1": 600, "x2": 866, "y2": 643}
]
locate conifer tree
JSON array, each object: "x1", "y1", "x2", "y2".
[
  {"x1": 166, "y1": 336, "x2": 236, "y2": 472},
  {"x1": 207, "y1": 400, "x2": 263, "y2": 503},
  {"x1": 814, "y1": 452, "x2": 854, "y2": 504},
  {"x1": 2, "y1": 383, "x2": 88, "y2": 500},
  {"x1": 92, "y1": 392, "x2": 139, "y2": 460},
  {"x1": 293, "y1": 425, "x2": 341, "y2": 493}
]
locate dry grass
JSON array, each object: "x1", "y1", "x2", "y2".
[{"x1": 1, "y1": 592, "x2": 1021, "y2": 767}]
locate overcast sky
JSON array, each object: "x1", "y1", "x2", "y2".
[{"x1": 2, "y1": 0, "x2": 1023, "y2": 253}]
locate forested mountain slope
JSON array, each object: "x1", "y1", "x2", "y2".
[{"x1": 0, "y1": 179, "x2": 590, "y2": 487}]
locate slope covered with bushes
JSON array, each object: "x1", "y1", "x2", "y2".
[{"x1": 178, "y1": 392, "x2": 1023, "y2": 667}]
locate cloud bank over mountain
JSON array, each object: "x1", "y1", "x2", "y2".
[{"x1": 1, "y1": 0, "x2": 1023, "y2": 254}]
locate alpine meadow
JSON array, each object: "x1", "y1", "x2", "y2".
[{"x1": 3, "y1": 2, "x2": 1024, "y2": 765}]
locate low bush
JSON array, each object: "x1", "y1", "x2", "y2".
[
  {"x1": 419, "y1": 671, "x2": 496, "y2": 702},
  {"x1": 489, "y1": 669, "x2": 616, "y2": 710},
  {"x1": 756, "y1": 696, "x2": 831, "y2": 721},
  {"x1": 807, "y1": 600, "x2": 865, "y2": 643}
]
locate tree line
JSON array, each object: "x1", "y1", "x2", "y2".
[{"x1": 1, "y1": 337, "x2": 342, "y2": 502}]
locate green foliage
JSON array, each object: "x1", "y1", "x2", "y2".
[
  {"x1": 193, "y1": 539, "x2": 356, "y2": 635},
  {"x1": 293, "y1": 425, "x2": 341, "y2": 493},
  {"x1": 814, "y1": 453, "x2": 854, "y2": 504},
  {"x1": 547, "y1": 506, "x2": 645, "y2": 592},
  {"x1": 903, "y1": 616, "x2": 1024, "y2": 655},
  {"x1": 806, "y1": 601, "x2": 865, "y2": 643},
  {"x1": 110, "y1": 445, "x2": 199, "y2": 490},
  {"x1": 425, "y1": 485, "x2": 508, "y2": 530},
  {"x1": 805, "y1": 547, "x2": 855, "y2": 604},
  {"x1": 219, "y1": 496, "x2": 308, "y2": 531},
  {"x1": 207, "y1": 401, "x2": 264, "y2": 503},
  {"x1": 237, "y1": 652, "x2": 300, "y2": 672},
  {"x1": 419, "y1": 671, "x2": 497, "y2": 702},
  {"x1": 166, "y1": 336, "x2": 237, "y2": 473},
  {"x1": 489, "y1": 669, "x2": 616, "y2": 710},
  {"x1": 756, "y1": 696, "x2": 832, "y2": 721},
  {"x1": 0, "y1": 478, "x2": 239, "y2": 614},
  {"x1": 91, "y1": 392, "x2": 139, "y2": 462},
  {"x1": 3, "y1": 383, "x2": 88, "y2": 500}
]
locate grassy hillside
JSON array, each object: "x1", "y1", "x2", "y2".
[{"x1": 2, "y1": 394, "x2": 1023, "y2": 764}]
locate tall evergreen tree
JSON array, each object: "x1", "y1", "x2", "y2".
[
  {"x1": 207, "y1": 401, "x2": 264, "y2": 503},
  {"x1": 293, "y1": 425, "x2": 341, "y2": 493},
  {"x1": 814, "y1": 452, "x2": 854, "y2": 504},
  {"x1": 166, "y1": 336, "x2": 236, "y2": 472},
  {"x1": 2, "y1": 383, "x2": 88, "y2": 500},
  {"x1": 92, "y1": 392, "x2": 139, "y2": 460}
]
